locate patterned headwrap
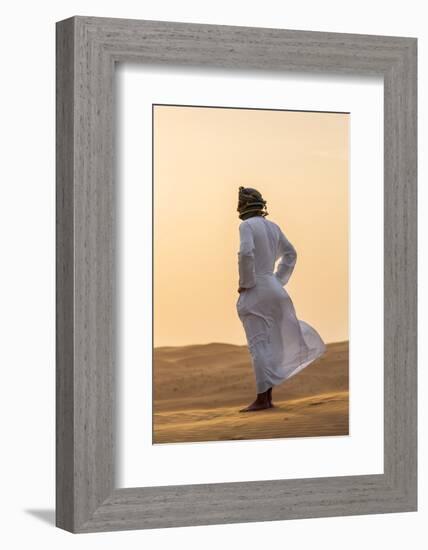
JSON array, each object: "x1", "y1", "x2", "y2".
[{"x1": 237, "y1": 186, "x2": 269, "y2": 219}]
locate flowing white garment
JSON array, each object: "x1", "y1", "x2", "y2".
[{"x1": 236, "y1": 216, "x2": 326, "y2": 393}]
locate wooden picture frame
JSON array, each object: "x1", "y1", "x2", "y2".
[{"x1": 56, "y1": 16, "x2": 417, "y2": 533}]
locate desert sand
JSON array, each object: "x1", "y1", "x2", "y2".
[{"x1": 153, "y1": 341, "x2": 349, "y2": 444}]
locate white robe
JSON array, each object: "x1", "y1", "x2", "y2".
[{"x1": 236, "y1": 215, "x2": 326, "y2": 393}]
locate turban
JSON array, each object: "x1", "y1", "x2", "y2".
[{"x1": 237, "y1": 186, "x2": 268, "y2": 219}]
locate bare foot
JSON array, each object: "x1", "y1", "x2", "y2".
[
  {"x1": 239, "y1": 400, "x2": 270, "y2": 413},
  {"x1": 267, "y1": 387, "x2": 276, "y2": 408},
  {"x1": 239, "y1": 392, "x2": 270, "y2": 413}
]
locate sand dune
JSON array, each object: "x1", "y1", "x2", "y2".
[{"x1": 153, "y1": 341, "x2": 349, "y2": 444}]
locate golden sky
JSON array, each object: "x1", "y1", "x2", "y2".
[{"x1": 153, "y1": 105, "x2": 349, "y2": 347}]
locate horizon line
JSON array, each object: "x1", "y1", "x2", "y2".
[
  {"x1": 154, "y1": 339, "x2": 348, "y2": 350},
  {"x1": 153, "y1": 102, "x2": 350, "y2": 116}
]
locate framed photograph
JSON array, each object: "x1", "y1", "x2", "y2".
[{"x1": 56, "y1": 16, "x2": 417, "y2": 533}]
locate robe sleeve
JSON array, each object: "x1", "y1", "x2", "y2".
[
  {"x1": 274, "y1": 229, "x2": 297, "y2": 286},
  {"x1": 238, "y1": 222, "x2": 256, "y2": 289}
]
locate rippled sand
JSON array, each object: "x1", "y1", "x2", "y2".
[{"x1": 153, "y1": 341, "x2": 349, "y2": 444}]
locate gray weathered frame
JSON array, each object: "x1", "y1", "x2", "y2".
[{"x1": 56, "y1": 16, "x2": 417, "y2": 533}]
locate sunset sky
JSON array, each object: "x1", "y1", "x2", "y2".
[{"x1": 153, "y1": 105, "x2": 349, "y2": 347}]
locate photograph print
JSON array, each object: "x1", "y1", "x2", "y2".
[{"x1": 152, "y1": 104, "x2": 349, "y2": 444}]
